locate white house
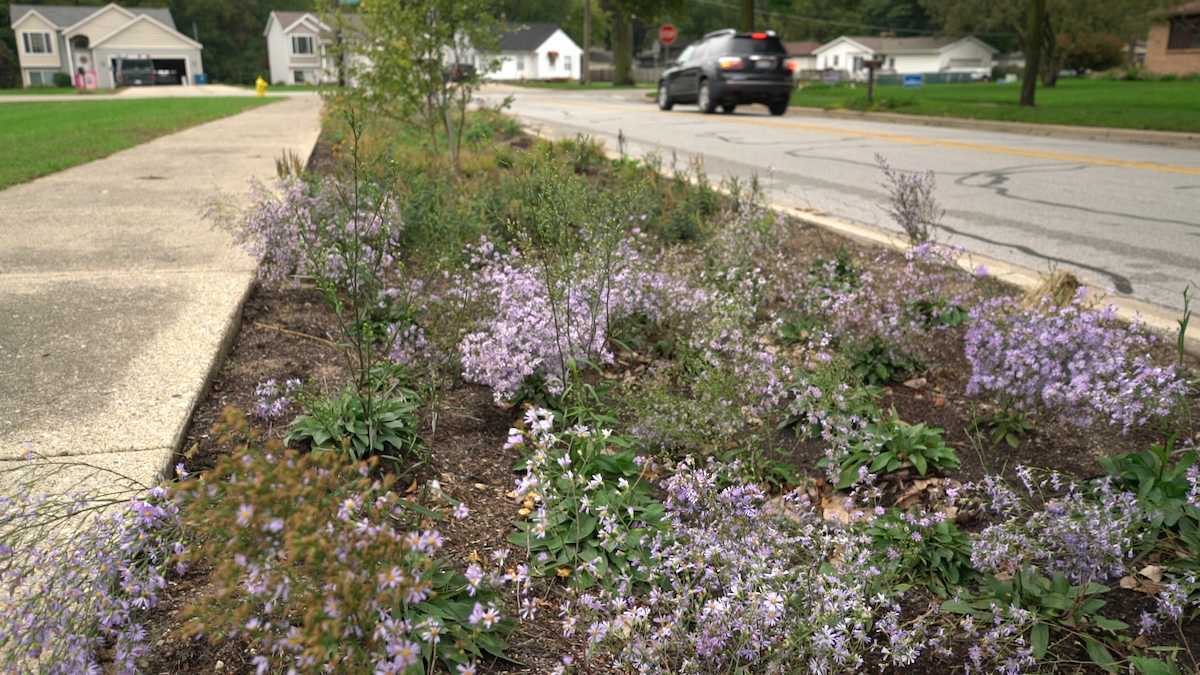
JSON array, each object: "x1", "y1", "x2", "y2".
[
  {"x1": 10, "y1": 3, "x2": 203, "y2": 89},
  {"x1": 487, "y1": 23, "x2": 583, "y2": 81},
  {"x1": 812, "y1": 36, "x2": 997, "y2": 80},
  {"x1": 264, "y1": 11, "x2": 360, "y2": 85}
]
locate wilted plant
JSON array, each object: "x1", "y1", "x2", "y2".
[
  {"x1": 178, "y1": 408, "x2": 513, "y2": 675},
  {"x1": 876, "y1": 154, "x2": 942, "y2": 245}
]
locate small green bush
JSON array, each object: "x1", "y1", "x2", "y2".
[{"x1": 52, "y1": 72, "x2": 72, "y2": 88}]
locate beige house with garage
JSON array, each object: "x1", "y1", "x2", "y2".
[
  {"x1": 264, "y1": 11, "x2": 356, "y2": 85},
  {"x1": 10, "y1": 3, "x2": 203, "y2": 88}
]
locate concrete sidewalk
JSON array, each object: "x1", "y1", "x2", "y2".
[{"x1": 0, "y1": 94, "x2": 321, "y2": 493}]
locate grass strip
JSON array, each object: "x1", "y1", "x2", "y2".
[{"x1": 789, "y1": 78, "x2": 1200, "y2": 132}]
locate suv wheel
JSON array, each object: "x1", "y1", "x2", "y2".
[
  {"x1": 768, "y1": 100, "x2": 789, "y2": 116},
  {"x1": 697, "y1": 80, "x2": 717, "y2": 114},
  {"x1": 721, "y1": 103, "x2": 736, "y2": 114},
  {"x1": 657, "y1": 82, "x2": 674, "y2": 111}
]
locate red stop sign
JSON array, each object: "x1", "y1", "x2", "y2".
[{"x1": 659, "y1": 24, "x2": 677, "y2": 45}]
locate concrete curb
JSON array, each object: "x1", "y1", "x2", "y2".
[{"x1": 784, "y1": 105, "x2": 1200, "y2": 150}]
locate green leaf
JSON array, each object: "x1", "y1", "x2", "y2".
[
  {"x1": 940, "y1": 600, "x2": 973, "y2": 614},
  {"x1": 1030, "y1": 624, "x2": 1049, "y2": 661},
  {"x1": 1129, "y1": 656, "x2": 1178, "y2": 675},
  {"x1": 1093, "y1": 615, "x2": 1129, "y2": 631},
  {"x1": 1083, "y1": 637, "x2": 1119, "y2": 673},
  {"x1": 911, "y1": 453, "x2": 928, "y2": 475}
]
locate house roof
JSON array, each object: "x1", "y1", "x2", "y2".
[
  {"x1": 815, "y1": 35, "x2": 997, "y2": 55},
  {"x1": 783, "y1": 41, "x2": 821, "y2": 56},
  {"x1": 265, "y1": 11, "x2": 363, "y2": 39},
  {"x1": 498, "y1": 22, "x2": 561, "y2": 51},
  {"x1": 92, "y1": 13, "x2": 202, "y2": 50},
  {"x1": 10, "y1": 3, "x2": 176, "y2": 30}
]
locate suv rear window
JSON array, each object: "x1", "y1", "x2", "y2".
[
  {"x1": 728, "y1": 36, "x2": 787, "y2": 55},
  {"x1": 121, "y1": 59, "x2": 153, "y2": 70}
]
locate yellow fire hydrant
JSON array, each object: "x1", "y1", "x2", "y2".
[{"x1": 255, "y1": 76, "x2": 267, "y2": 97}]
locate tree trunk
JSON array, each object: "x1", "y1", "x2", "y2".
[
  {"x1": 1020, "y1": 0, "x2": 1046, "y2": 107},
  {"x1": 741, "y1": 0, "x2": 754, "y2": 32},
  {"x1": 1039, "y1": 15, "x2": 1059, "y2": 87},
  {"x1": 614, "y1": 11, "x2": 633, "y2": 86},
  {"x1": 583, "y1": 0, "x2": 591, "y2": 84}
]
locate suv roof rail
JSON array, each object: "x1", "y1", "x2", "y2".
[{"x1": 701, "y1": 28, "x2": 737, "y2": 39}]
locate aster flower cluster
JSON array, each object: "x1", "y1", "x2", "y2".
[
  {"x1": 252, "y1": 378, "x2": 302, "y2": 420},
  {"x1": 964, "y1": 290, "x2": 1186, "y2": 432},
  {"x1": 564, "y1": 457, "x2": 931, "y2": 674},
  {"x1": 204, "y1": 176, "x2": 404, "y2": 290},
  {"x1": 459, "y1": 233, "x2": 698, "y2": 402},
  {"x1": 0, "y1": 483, "x2": 183, "y2": 675},
  {"x1": 506, "y1": 407, "x2": 665, "y2": 586},
  {"x1": 967, "y1": 467, "x2": 1146, "y2": 584},
  {"x1": 179, "y1": 411, "x2": 513, "y2": 675},
  {"x1": 798, "y1": 244, "x2": 973, "y2": 383}
]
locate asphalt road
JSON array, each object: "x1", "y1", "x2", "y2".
[{"x1": 485, "y1": 86, "x2": 1200, "y2": 315}]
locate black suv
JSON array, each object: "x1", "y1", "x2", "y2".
[{"x1": 658, "y1": 29, "x2": 793, "y2": 115}]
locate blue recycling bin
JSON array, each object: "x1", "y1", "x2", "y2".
[{"x1": 194, "y1": 73, "x2": 208, "y2": 85}]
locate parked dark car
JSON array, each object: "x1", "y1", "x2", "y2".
[
  {"x1": 116, "y1": 58, "x2": 155, "y2": 87},
  {"x1": 657, "y1": 29, "x2": 794, "y2": 115}
]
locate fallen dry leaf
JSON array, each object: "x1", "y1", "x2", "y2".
[
  {"x1": 933, "y1": 397, "x2": 947, "y2": 407},
  {"x1": 902, "y1": 377, "x2": 927, "y2": 389}
]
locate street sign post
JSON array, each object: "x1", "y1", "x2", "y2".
[
  {"x1": 903, "y1": 74, "x2": 924, "y2": 88},
  {"x1": 658, "y1": 24, "x2": 676, "y2": 65}
]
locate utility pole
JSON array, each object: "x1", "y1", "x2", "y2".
[
  {"x1": 1020, "y1": 0, "x2": 1045, "y2": 107},
  {"x1": 583, "y1": 0, "x2": 591, "y2": 84},
  {"x1": 740, "y1": 0, "x2": 754, "y2": 32}
]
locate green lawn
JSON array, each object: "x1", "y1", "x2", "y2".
[
  {"x1": 789, "y1": 78, "x2": 1200, "y2": 132},
  {"x1": 0, "y1": 97, "x2": 276, "y2": 189},
  {"x1": 511, "y1": 81, "x2": 655, "y2": 90}
]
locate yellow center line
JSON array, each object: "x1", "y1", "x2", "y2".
[{"x1": 530, "y1": 96, "x2": 1200, "y2": 177}]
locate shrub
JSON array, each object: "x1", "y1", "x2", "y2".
[
  {"x1": 179, "y1": 408, "x2": 514, "y2": 675},
  {"x1": 964, "y1": 290, "x2": 1187, "y2": 432},
  {"x1": 52, "y1": 72, "x2": 72, "y2": 88}
]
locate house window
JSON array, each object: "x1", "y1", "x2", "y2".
[
  {"x1": 853, "y1": 56, "x2": 863, "y2": 70},
  {"x1": 22, "y1": 32, "x2": 53, "y2": 54},
  {"x1": 294, "y1": 70, "x2": 308, "y2": 84},
  {"x1": 517, "y1": 55, "x2": 525, "y2": 71},
  {"x1": 292, "y1": 35, "x2": 314, "y2": 55},
  {"x1": 888, "y1": 57, "x2": 895, "y2": 69},
  {"x1": 832, "y1": 55, "x2": 839, "y2": 67},
  {"x1": 1168, "y1": 15, "x2": 1200, "y2": 49},
  {"x1": 564, "y1": 55, "x2": 572, "y2": 72}
]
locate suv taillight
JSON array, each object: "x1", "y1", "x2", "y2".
[
  {"x1": 751, "y1": 32, "x2": 768, "y2": 39},
  {"x1": 718, "y1": 56, "x2": 743, "y2": 69}
]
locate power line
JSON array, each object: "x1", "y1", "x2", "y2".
[{"x1": 691, "y1": 0, "x2": 1017, "y2": 38}]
